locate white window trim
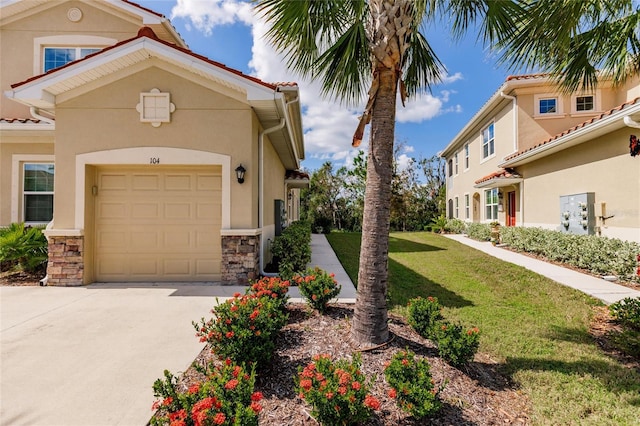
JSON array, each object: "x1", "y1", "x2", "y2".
[
  {"x1": 454, "y1": 153, "x2": 459, "y2": 176},
  {"x1": 11, "y1": 155, "x2": 55, "y2": 223},
  {"x1": 454, "y1": 196, "x2": 459, "y2": 219},
  {"x1": 464, "y1": 143, "x2": 470, "y2": 171},
  {"x1": 34, "y1": 35, "x2": 115, "y2": 75},
  {"x1": 481, "y1": 122, "x2": 495, "y2": 161},
  {"x1": 464, "y1": 193, "x2": 470, "y2": 220},
  {"x1": 484, "y1": 188, "x2": 499, "y2": 221},
  {"x1": 570, "y1": 90, "x2": 601, "y2": 116},
  {"x1": 534, "y1": 93, "x2": 565, "y2": 118}
]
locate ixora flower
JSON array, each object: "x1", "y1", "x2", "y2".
[
  {"x1": 293, "y1": 267, "x2": 342, "y2": 313},
  {"x1": 295, "y1": 353, "x2": 377, "y2": 425},
  {"x1": 151, "y1": 361, "x2": 260, "y2": 426}
]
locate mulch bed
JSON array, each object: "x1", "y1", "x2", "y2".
[{"x1": 180, "y1": 304, "x2": 531, "y2": 425}]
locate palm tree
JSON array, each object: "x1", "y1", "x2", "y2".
[{"x1": 255, "y1": 0, "x2": 639, "y2": 346}]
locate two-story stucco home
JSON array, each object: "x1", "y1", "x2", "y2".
[
  {"x1": 440, "y1": 73, "x2": 640, "y2": 243},
  {"x1": 0, "y1": 0, "x2": 308, "y2": 285}
]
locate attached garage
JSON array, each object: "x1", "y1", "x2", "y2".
[{"x1": 94, "y1": 165, "x2": 222, "y2": 282}]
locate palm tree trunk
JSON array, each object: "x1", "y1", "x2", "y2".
[{"x1": 351, "y1": 67, "x2": 397, "y2": 346}]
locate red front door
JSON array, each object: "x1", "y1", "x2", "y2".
[{"x1": 507, "y1": 191, "x2": 516, "y2": 226}]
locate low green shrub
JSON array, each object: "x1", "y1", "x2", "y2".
[
  {"x1": 193, "y1": 292, "x2": 288, "y2": 369},
  {"x1": 151, "y1": 361, "x2": 262, "y2": 426},
  {"x1": 407, "y1": 297, "x2": 443, "y2": 339},
  {"x1": 293, "y1": 267, "x2": 341, "y2": 312},
  {"x1": 444, "y1": 218, "x2": 467, "y2": 234},
  {"x1": 435, "y1": 322, "x2": 480, "y2": 367},
  {"x1": 609, "y1": 297, "x2": 640, "y2": 330},
  {"x1": 430, "y1": 215, "x2": 447, "y2": 234},
  {"x1": 466, "y1": 223, "x2": 491, "y2": 241},
  {"x1": 0, "y1": 223, "x2": 48, "y2": 273},
  {"x1": 384, "y1": 350, "x2": 443, "y2": 419},
  {"x1": 296, "y1": 353, "x2": 380, "y2": 425},
  {"x1": 500, "y1": 227, "x2": 640, "y2": 282},
  {"x1": 271, "y1": 221, "x2": 311, "y2": 280}
]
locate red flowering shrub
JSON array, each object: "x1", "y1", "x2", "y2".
[
  {"x1": 384, "y1": 350, "x2": 444, "y2": 418},
  {"x1": 435, "y1": 322, "x2": 481, "y2": 367},
  {"x1": 295, "y1": 353, "x2": 379, "y2": 425},
  {"x1": 194, "y1": 293, "x2": 288, "y2": 368},
  {"x1": 293, "y1": 267, "x2": 341, "y2": 313},
  {"x1": 246, "y1": 276, "x2": 290, "y2": 308},
  {"x1": 151, "y1": 361, "x2": 262, "y2": 426}
]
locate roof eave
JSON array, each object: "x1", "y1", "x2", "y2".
[
  {"x1": 474, "y1": 177, "x2": 523, "y2": 189},
  {"x1": 499, "y1": 102, "x2": 640, "y2": 167}
]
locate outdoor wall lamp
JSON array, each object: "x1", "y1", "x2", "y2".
[{"x1": 235, "y1": 164, "x2": 246, "y2": 184}]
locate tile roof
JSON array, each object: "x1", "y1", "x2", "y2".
[
  {"x1": 504, "y1": 97, "x2": 640, "y2": 162},
  {"x1": 475, "y1": 168, "x2": 520, "y2": 185},
  {"x1": 11, "y1": 27, "x2": 288, "y2": 92},
  {"x1": 285, "y1": 170, "x2": 310, "y2": 180},
  {"x1": 505, "y1": 73, "x2": 553, "y2": 81},
  {"x1": 0, "y1": 118, "x2": 48, "y2": 124}
]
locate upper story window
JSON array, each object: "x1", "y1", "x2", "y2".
[
  {"x1": 23, "y1": 163, "x2": 54, "y2": 223},
  {"x1": 539, "y1": 98, "x2": 557, "y2": 114},
  {"x1": 575, "y1": 95, "x2": 594, "y2": 112},
  {"x1": 482, "y1": 123, "x2": 494, "y2": 159},
  {"x1": 534, "y1": 93, "x2": 564, "y2": 117},
  {"x1": 454, "y1": 153, "x2": 459, "y2": 175},
  {"x1": 43, "y1": 47, "x2": 101, "y2": 72},
  {"x1": 448, "y1": 159, "x2": 453, "y2": 177},
  {"x1": 464, "y1": 144, "x2": 469, "y2": 169}
]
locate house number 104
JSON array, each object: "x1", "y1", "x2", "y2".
[{"x1": 150, "y1": 157, "x2": 160, "y2": 164}]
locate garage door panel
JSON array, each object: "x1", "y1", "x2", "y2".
[
  {"x1": 95, "y1": 166, "x2": 222, "y2": 282},
  {"x1": 131, "y1": 203, "x2": 159, "y2": 219},
  {"x1": 165, "y1": 203, "x2": 192, "y2": 220},
  {"x1": 165, "y1": 174, "x2": 192, "y2": 190},
  {"x1": 132, "y1": 174, "x2": 160, "y2": 191}
]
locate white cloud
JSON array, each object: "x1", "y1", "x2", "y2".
[
  {"x1": 397, "y1": 94, "x2": 443, "y2": 123},
  {"x1": 170, "y1": 0, "x2": 253, "y2": 35}
]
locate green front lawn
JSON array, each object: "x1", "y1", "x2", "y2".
[{"x1": 326, "y1": 232, "x2": 640, "y2": 425}]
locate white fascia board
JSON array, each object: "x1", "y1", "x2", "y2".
[{"x1": 499, "y1": 102, "x2": 640, "y2": 167}]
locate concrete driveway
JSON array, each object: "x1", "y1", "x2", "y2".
[{"x1": 1, "y1": 283, "x2": 245, "y2": 426}]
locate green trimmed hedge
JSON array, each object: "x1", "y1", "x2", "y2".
[
  {"x1": 270, "y1": 221, "x2": 312, "y2": 280},
  {"x1": 499, "y1": 227, "x2": 640, "y2": 283}
]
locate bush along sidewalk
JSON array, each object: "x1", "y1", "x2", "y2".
[
  {"x1": 407, "y1": 296, "x2": 481, "y2": 367},
  {"x1": 152, "y1": 277, "x2": 291, "y2": 424},
  {"x1": 292, "y1": 267, "x2": 341, "y2": 313},
  {"x1": 151, "y1": 360, "x2": 263, "y2": 426}
]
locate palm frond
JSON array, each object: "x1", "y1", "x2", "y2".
[{"x1": 402, "y1": 31, "x2": 445, "y2": 95}]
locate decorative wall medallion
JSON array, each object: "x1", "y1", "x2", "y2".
[
  {"x1": 67, "y1": 7, "x2": 83, "y2": 22},
  {"x1": 136, "y1": 88, "x2": 176, "y2": 127}
]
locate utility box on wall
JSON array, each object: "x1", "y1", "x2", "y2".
[
  {"x1": 559, "y1": 192, "x2": 595, "y2": 235},
  {"x1": 274, "y1": 199, "x2": 287, "y2": 236}
]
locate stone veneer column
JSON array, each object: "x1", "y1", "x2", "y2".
[
  {"x1": 221, "y1": 234, "x2": 261, "y2": 284},
  {"x1": 46, "y1": 236, "x2": 84, "y2": 286}
]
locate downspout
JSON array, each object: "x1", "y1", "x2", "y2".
[
  {"x1": 30, "y1": 107, "x2": 55, "y2": 125},
  {"x1": 31, "y1": 107, "x2": 55, "y2": 286},
  {"x1": 500, "y1": 92, "x2": 523, "y2": 226},
  {"x1": 259, "y1": 118, "x2": 286, "y2": 277},
  {"x1": 623, "y1": 116, "x2": 640, "y2": 128}
]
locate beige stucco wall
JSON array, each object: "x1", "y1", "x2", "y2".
[
  {"x1": 446, "y1": 102, "x2": 514, "y2": 223},
  {"x1": 53, "y1": 66, "x2": 260, "y2": 230},
  {"x1": 0, "y1": 137, "x2": 54, "y2": 225},
  {"x1": 519, "y1": 127, "x2": 640, "y2": 241},
  {"x1": 0, "y1": 1, "x2": 143, "y2": 119}
]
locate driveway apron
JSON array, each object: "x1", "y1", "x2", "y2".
[{"x1": 0, "y1": 284, "x2": 235, "y2": 426}]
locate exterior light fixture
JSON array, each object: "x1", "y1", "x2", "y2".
[{"x1": 235, "y1": 164, "x2": 246, "y2": 184}]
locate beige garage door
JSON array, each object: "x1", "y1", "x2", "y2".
[{"x1": 95, "y1": 165, "x2": 222, "y2": 282}]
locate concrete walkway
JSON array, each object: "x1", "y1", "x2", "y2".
[
  {"x1": 287, "y1": 233, "x2": 357, "y2": 303},
  {"x1": 445, "y1": 234, "x2": 640, "y2": 304}
]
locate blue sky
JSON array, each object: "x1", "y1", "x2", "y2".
[{"x1": 138, "y1": 0, "x2": 512, "y2": 172}]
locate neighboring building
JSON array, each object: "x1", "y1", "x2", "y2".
[
  {"x1": 0, "y1": 0, "x2": 307, "y2": 285},
  {"x1": 440, "y1": 73, "x2": 640, "y2": 243}
]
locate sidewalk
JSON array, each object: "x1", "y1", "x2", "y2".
[
  {"x1": 445, "y1": 234, "x2": 640, "y2": 304},
  {"x1": 287, "y1": 233, "x2": 357, "y2": 303}
]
